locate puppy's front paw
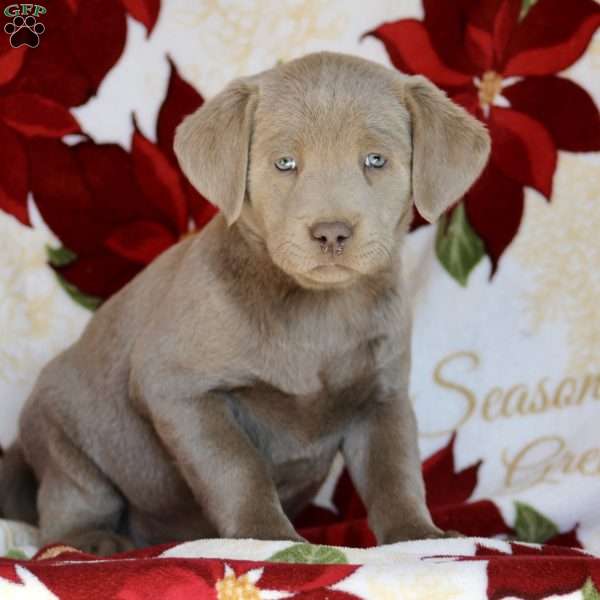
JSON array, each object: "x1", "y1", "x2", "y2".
[
  {"x1": 418, "y1": 528, "x2": 465, "y2": 540},
  {"x1": 437, "y1": 529, "x2": 465, "y2": 539},
  {"x1": 233, "y1": 527, "x2": 306, "y2": 543},
  {"x1": 380, "y1": 524, "x2": 462, "y2": 544},
  {"x1": 62, "y1": 529, "x2": 135, "y2": 556}
]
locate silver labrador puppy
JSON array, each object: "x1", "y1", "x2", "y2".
[{"x1": 0, "y1": 52, "x2": 490, "y2": 555}]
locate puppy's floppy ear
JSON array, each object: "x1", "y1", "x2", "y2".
[
  {"x1": 174, "y1": 77, "x2": 259, "y2": 226},
  {"x1": 403, "y1": 75, "x2": 491, "y2": 223}
]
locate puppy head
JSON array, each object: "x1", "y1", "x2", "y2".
[{"x1": 175, "y1": 53, "x2": 490, "y2": 290}]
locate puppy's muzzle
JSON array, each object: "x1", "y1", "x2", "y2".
[{"x1": 310, "y1": 221, "x2": 353, "y2": 256}]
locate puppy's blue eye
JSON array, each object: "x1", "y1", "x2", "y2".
[
  {"x1": 364, "y1": 153, "x2": 386, "y2": 168},
  {"x1": 275, "y1": 157, "x2": 296, "y2": 171}
]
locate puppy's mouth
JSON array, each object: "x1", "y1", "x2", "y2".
[
  {"x1": 293, "y1": 262, "x2": 358, "y2": 289},
  {"x1": 269, "y1": 238, "x2": 391, "y2": 289},
  {"x1": 308, "y1": 258, "x2": 357, "y2": 278},
  {"x1": 310, "y1": 264, "x2": 352, "y2": 272}
]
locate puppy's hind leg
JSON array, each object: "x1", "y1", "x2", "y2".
[
  {"x1": 0, "y1": 443, "x2": 38, "y2": 524},
  {"x1": 37, "y1": 435, "x2": 133, "y2": 556}
]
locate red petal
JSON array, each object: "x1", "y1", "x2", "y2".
[
  {"x1": 503, "y1": 0, "x2": 600, "y2": 76},
  {"x1": 58, "y1": 252, "x2": 140, "y2": 299},
  {"x1": 464, "y1": 161, "x2": 524, "y2": 270},
  {"x1": 0, "y1": 563, "x2": 22, "y2": 583},
  {"x1": 546, "y1": 526, "x2": 583, "y2": 549},
  {"x1": 423, "y1": 434, "x2": 481, "y2": 508},
  {"x1": 259, "y1": 563, "x2": 358, "y2": 593},
  {"x1": 132, "y1": 122, "x2": 189, "y2": 233},
  {"x1": 0, "y1": 93, "x2": 80, "y2": 137},
  {"x1": 503, "y1": 76, "x2": 600, "y2": 152},
  {"x1": 293, "y1": 504, "x2": 340, "y2": 530},
  {"x1": 486, "y1": 555, "x2": 589, "y2": 599},
  {"x1": 300, "y1": 519, "x2": 376, "y2": 548},
  {"x1": 492, "y1": 0, "x2": 521, "y2": 65},
  {"x1": 111, "y1": 565, "x2": 215, "y2": 600},
  {"x1": 120, "y1": 0, "x2": 160, "y2": 35},
  {"x1": 0, "y1": 121, "x2": 28, "y2": 224},
  {"x1": 157, "y1": 58, "x2": 204, "y2": 165},
  {"x1": 368, "y1": 20, "x2": 472, "y2": 88},
  {"x1": 68, "y1": 0, "x2": 127, "y2": 93},
  {"x1": 477, "y1": 542, "x2": 589, "y2": 558},
  {"x1": 489, "y1": 107, "x2": 556, "y2": 198},
  {"x1": 409, "y1": 206, "x2": 429, "y2": 232},
  {"x1": 480, "y1": 540, "x2": 595, "y2": 599},
  {"x1": 105, "y1": 220, "x2": 176, "y2": 264},
  {"x1": 464, "y1": 23, "x2": 494, "y2": 72},
  {"x1": 72, "y1": 142, "x2": 148, "y2": 225},
  {"x1": 0, "y1": 41, "x2": 26, "y2": 86},
  {"x1": 27, "y1": 138, "x2": 103, "y2": 253},
  {"x1": 332, "y1": 470, "x2": 366, "y2": 520},
  {"x1": 432, "y1": 500, "x2": 512, "y2": 537},
  {"x1": 422, "y1": 0, "x2": 479, "y2": 75},
  {"x1": 462, "y1": 0, "x2": 522, "y2": 69},
  {"x1": 512, "y1": 542, "x2": 589, "y2": 558},
  {"x1": 30, "y1": 560, "x2": 218, "y2": 600},
  {"x1": 5, "y1": 3, "x2": 93, "y2": 106},
  {"x1": 476, "y1": 541, "x2": 600, "y2": 600}
]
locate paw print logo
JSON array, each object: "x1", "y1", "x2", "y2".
[{"x1": 4, "y1": 15, "x2": 45, "y2": 48}]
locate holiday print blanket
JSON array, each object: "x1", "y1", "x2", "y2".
[
  {"x1": 1, "y1": 0, "x2": 600, "y2": 598},
  {"x1": 3, "y1": 536, "x2": 600, "y2": 600}
]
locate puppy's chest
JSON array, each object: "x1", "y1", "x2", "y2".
[
  {"x1": 232, "y1": 340, "x2": 376, "y2": 462},
  {"x1": 230, "y1": 305, "x2": 398, "y2": 467},
  {"x1": 256, "y1": 310, "x2": 378, "y2": 397}
]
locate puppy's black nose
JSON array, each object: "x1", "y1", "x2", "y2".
[{"x1": 310, "y1": 221, "x2": 353, "y2": 255}]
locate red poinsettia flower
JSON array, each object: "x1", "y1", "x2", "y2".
[
  {"x1": 22, "y1": 61, "x2": 215, "y2": 300},
  {"x1": 369, "y1": 0, "x2": 600, "y2": 269},
  {"x1": 474, "y1": 541, "x2": 600, "y2": 599},
  {"x1": 191, "y1": 560, "x2": 360, "y2": 600},
  {"x1": 0, "y1": 0, "x2": 161, "y2": 226},
  {"x1": 113, "y1": 560, "x2": 360, "y2": 600},
  {"x1": 17, "y1": 552, "x2": 360, "y2": 600}
]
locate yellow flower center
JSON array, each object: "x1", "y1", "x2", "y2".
[
  {"x1": 478, "y1": 70, "x2": 503, "y2": 107},
  {"x1": 216, "y1": 573, "x2": 262, "y2": 600}
]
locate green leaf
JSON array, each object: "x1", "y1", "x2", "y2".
[
  {"x1": 3, "y1": 549, "x2": 28, "y2": 560},
  {"x1": 435, "y1": 203, "x2": 485, "y2": 287},
  {"x1": 269, "y1": 543, "x2": 348, "y2": 564},
  {"x1": 46, "y1": 245, "x2": 77, "y2": 267},
  {"x1": 520, "y1": 0, "x2": 538, "y2": 20},
  {"x1": 56, "y1": 275, "x2": 102, "y2": 311},
  {"x1": 514, "y1": 501, "x2": 559, "y2": 543},
  {"x1": 582, "y1": 578, "x2": 600, "y2": 600},
  {"x1": 47, "y1": 245, "x2": 101, "y2": 310}
]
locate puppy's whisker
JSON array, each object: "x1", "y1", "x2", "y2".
[
  {"x1": 276, "y1": 249, "x2": 315, "y2": 273},
  {"x1": 353, "y1": 240, "x2": 393, "y2": 265}
]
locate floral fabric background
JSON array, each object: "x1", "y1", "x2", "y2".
[{"x1": 1, "y1": 0, "x2": 600, "y2": 597}]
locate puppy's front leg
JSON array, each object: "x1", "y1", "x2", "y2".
[
  {"x1": 342, "y1": 393, "x2": 444, "y2": 544},
  {"x1": 145, "y1": 391, "x2": 302, "y2": 541}
]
